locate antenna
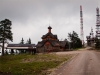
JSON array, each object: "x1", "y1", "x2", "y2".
[
  {"x1": 80, "y1": 5, "x2": 84, "y2": 45},
  {"x1": 96, "y1": 7, "x2": 100, "y2": 39},
  {"x1": 90, "y1": 27, "x2": 94, "y2": 38},
  {"x1": 49, "y1": 20, "x2": 50, "y2": 26}
]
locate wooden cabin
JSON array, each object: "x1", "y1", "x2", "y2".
[{"x1": 37, "y1": 26, "x2": 67, "y2": 52}]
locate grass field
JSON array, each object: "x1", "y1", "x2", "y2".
[{"x1": 0, "y1": 53, "x2": 72, "y2": 75}]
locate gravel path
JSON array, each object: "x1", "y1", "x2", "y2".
[{"x1": 50, "y1": 48, "x2": 100, "y2": 75}]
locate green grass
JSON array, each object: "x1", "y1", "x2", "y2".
[{"x1": 0, "y1": 53, "x2": 72, "y2": 75}]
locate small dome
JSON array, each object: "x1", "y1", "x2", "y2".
[{"x1": 48, "y1": 26, "x2": 52, "y2": 29}]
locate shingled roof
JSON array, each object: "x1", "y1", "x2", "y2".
[
  {"x1": 7, "y1": 44, "x2": 36, "y2": 49},
  {"x1": 7, "y1": 44, "x2": 35, "y2": 47},
  {"x1": 37, "y1": 40, "x2": 60, "y2": 47},
  {"x1": 42, "y1": 32, "x2": 57, "y2": 39}
]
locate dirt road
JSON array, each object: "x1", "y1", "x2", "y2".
[{"x1": 50, "y1": 49, "x2": 100, "y2": 75}]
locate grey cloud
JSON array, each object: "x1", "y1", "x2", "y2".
[{"x1": 0, "y1": 0, "x2": 99, "y2": 43}]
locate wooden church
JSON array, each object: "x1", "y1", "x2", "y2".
[{"x1": 36, "y1": 26, "x2": 67, "y2": 52}]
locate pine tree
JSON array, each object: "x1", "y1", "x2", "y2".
[
  {"x1": 26, "y1": 38, "x2": 31, "y2": 44},
  {"x1": 0, "y1": 19, "x2": 13, "y2": 55},
  {"x1": 28, "y1": 38, "x2": 31, "y2": 44},
  {"x1": 68, "y1": 31, "x2": 82, "y2": 49},
  {"x1": 20, "y1": 38, "x2": 24, "y2": 44}
]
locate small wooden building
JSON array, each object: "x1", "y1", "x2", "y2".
[
  {"x1": 7, "y1": 44, "x2": 36, "y2": 54},
  {"x1": 37, "y1": 26, "x2": 67, "y2": 52}
]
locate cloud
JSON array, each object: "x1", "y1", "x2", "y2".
[{"x1": 0, "y1": 0, "x2": 99, "y2": 44}]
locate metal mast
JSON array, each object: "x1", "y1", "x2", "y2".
[
  {"x1": 90, "y1": 27, "x2": 94, "y2": 38},
  {"x1": 96, "y1": 7, "x2": 100, "y2": 39},
  {"x1": 80, "y1": 5, "x2": 84, "y2": 45}
]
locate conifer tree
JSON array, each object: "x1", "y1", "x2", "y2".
[
  {"x1": 28, "y1": 38, "x2": 31, "y2": 44},
  {"x1": 68, "y1": 31, "x2": 82, "y2": 49},
  {"x1": 26, "y1": 38, "x2": 31, "y2": 44},
  {"x1": 0, "y1": 19, "x2": 13, "y2": 55},
  {"x1": 20, "y1": 38, "x2": 24, "y2": 44}
]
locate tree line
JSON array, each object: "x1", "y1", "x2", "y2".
[
  {"x1": 0, "y1": 19, "x2": 82, "y2": 56},
  {"x1": 67, "y1": 31, "x2": 82, "y2": 49},
  {"x1": 20, "y1": 37, "x2": 32, "y2": 44}
]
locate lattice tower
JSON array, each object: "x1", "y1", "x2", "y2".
[
  {"x1": 96, "y1": 7, "x2": 100, "y2": 39},
  {"x1": 80, "y1": 5, "x2": 84, "y2": 45}
]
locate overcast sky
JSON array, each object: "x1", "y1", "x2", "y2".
[{"x1": 0, "y1": 0, "x2": 100, "y2": 44}]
